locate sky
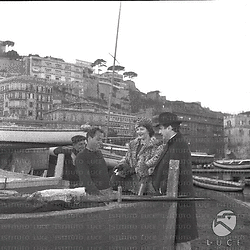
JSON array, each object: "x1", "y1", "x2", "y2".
[{"x1": 1, "y1": 1, "x2": 250, "y2": 114}]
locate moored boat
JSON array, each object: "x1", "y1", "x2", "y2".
[
  {"x1": 191, "y1": 152, "x2": 215, "y2": 165},
  {"x1": 213, "y1": 159, "x2": 250, "y2": 169},
  {"x1": 0, "y1": 126, "x2": 87, "y2": 151},
  {"x1": 102, "y1": 143, "x2": 215, "y2": 165},
  {"x1": 193, "y1": 175, "x2": 245, "y2": 192}
]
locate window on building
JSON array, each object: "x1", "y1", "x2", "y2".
[
  {"x1": 29, "y1": 102, "x2": 33, "y2": 108},
  {"x1": 100, "y1": 93, "x2": 105, "y2": 100},
  {"x1": 55, "y1": 64, "x2": 62, "y2": 68},
  {"x1": 239, "y1": 129, "x2": 244, "y2": 136},
  {"x1": 28, "y1": 111, "x2": 33, "y2": 116},
  {"x1": 226, "y1": 120, "x2": 232, "y2": 127}
]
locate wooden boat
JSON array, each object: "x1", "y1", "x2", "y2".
[
  {"x1": 0, "y1": 194, "x2": 207, "y2": 247},
  {"x1": 193, "y1": 175, "x2": 245, "y2": 192},
  {"x1": 213, "y1": 159, "x2": 250, "y2": 169},
  {"x1": 0, "y1": 145, "x2": 207, "y2": 248},
  {"x1": 0, "y1": 168, "x2": 69, "y2": 193},
  {"x1": 0, "y1": 126, "x2": 87, "y2": 151},
  {"x1": 191, "y1": 152, "x2": 215, "y2": 165}
]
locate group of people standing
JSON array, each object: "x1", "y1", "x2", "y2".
[{"x1": 53, "y1": 112, "x2": 198, "y2": 250}]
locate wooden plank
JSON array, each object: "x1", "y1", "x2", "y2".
[
  {"x1": 0, "y1": 177, "x2": 69, "y2": 190},
  {"x1": 54, "y1": 153, "x2": 64, "y2": 178},
  {"x1": 162, "y1": 159, "x2": 180, "y2": 250}
]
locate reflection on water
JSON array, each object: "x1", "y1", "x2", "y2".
[
  {"x1": 217, "y1": 186, "x2": 250, "y2": 205},
  {"x1": 240, "y1": 186, "x2": 250, "y2": 203},
  {"x1": 194, "y1": 184, "x2": 250, "y2": 207}
]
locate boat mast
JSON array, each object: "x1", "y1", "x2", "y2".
[{"x1": 105, "y1": 2, "x2": 122, "y2": 142}]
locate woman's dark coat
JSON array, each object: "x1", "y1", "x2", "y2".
[{"x1": 152, "y1": 132, "x2": 198, "y2": 243}]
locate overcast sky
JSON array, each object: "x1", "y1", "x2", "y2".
[{"x1": 1, "y1": 1, "x2": 249, "y2": 114}]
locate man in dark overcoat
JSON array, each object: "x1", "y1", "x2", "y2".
[{"x1": 152, "y1": 112, "x2": 198, "y2": 250}]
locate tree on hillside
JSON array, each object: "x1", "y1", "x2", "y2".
[
  {"x1": 5, "y1": 50, "x2": 21, "y2": 60},
  {"x1": 2, "y1": 40, "x2": 15, "y2": 47},
  {"x1": 28, "y1": 54, "x2": 40, "y2": 57},
  {"x1": 107, "y1": 65, "x2": 125, "y2": 73},
  {"x1": 91, "y1": 59, "x2": 107, "y2": 74},
  {"x1": 83, "y1": 67, "x2": 94, "y2": 77},
  {"x1": 123, "y1": 71, "x2": 138, "y2": 79}
]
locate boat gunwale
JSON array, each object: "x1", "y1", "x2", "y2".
[
  {"x1": 193, "y1": 176, "x2": 245, "y2": 188},
  {"x1": 213, "y1": 161, "x2": 250, "y2": 169},
  {"x1": 0, "y1": 127, "x2": 86, "y2": 132},
  {"x1": 193, "y1": 180, "x2": 244, "y2": 192}
]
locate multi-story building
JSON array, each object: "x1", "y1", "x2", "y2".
[
  {"x1": 23, "y1": 56, "x2": 131, "y2": 111},
  {"x1": 0, "y1": 76, "x2": 53, "y2": 119},
  {"x1": 23, "y1": 56, "x2": 92, "y2": 97},
  {"x1": 162, "y1": 100, "x2": 225, "y2": 158},
  {"x1": 43, "y1": 102, "x2": 136, "y2": 136},
  {"x1": 23, "y1": 55, "x2": 91, "y2": 83},
  {"x1": 224, "y1": 112, "x2": 250, "y2": 159}
]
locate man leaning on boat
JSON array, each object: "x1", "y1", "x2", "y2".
[{"x1": 53, "y1": 134, "x2": 86, "y2": 187}]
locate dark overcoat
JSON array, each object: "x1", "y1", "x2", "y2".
[{"x1": 151, "y1": 132, "x2": 198, "y2": 243}]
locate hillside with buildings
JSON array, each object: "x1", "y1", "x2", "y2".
[{"x1": 2, "y1": 40, "x2": 250, "y2": 158}]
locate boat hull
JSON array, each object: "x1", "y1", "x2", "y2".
[
  {"x1": 191, "y1": 153, "x2": 214, "y2": 165},
  {"x1": 213, "y1": 160, "x2": 250, "y2": 170},
  {"x1": 0, "y1": 200, "x2": 172, "y2": 248},
  {"x1": 0, "y1": 128, "x2": 86, "y2": 151},
  {"x1": 193, "y1": 175, "x2": 245, "y2": 192}
]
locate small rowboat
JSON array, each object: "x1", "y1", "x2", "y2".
[
  {"x1": 193, "y1": 175, "x2": 245, "y2": 192},
  {"x1": 213, "y1": 159, "x2": 250, "y2": 169}
]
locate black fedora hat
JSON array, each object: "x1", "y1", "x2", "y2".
[{"x1": 154, "y1": 112, "x2": 181, "y2": 128}]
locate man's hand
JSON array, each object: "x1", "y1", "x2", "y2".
[
  {"x1": 113, "y1": 164, "x2": 124, "y2": 172},
  {"x1": 148, "y1": 167, "x2": 154, "y2": 175}
]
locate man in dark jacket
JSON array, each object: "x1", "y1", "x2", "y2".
[
  {"x1": 152, "y1": 112, "x2": 198, "y2": 250},
  {"x1": 53, "y1": 135, "x2": 86, "y2": 187},
  {"x1": 75, "y1": 127, "x2": 111, "y2": 195}
]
